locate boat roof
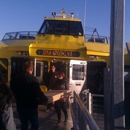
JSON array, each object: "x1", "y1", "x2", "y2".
[
  {"x1": 44, "y1": 9, "x2": 81, "y2": 22},
  {"x1": 44, "y1": 17, "x2": 81, "y2": 22}
]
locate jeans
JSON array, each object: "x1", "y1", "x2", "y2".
[
  {"x1": 1, "y1": 105, "x2": 16, "y2": 130},
  {"x1": 54, "y1": 100, "x2": 68, "y2": 121},
  {"x1": 17, "y1": 108, "x2": 39, "y2": 130},
  {"x1": 46, "y1": 103, "x2": 52, "y2": 110}
]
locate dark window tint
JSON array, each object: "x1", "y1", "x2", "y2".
[
  {"x1": 36, "y1": 63, "x2": 41, "y2": 77},
  {"x1": 38, "y1": 20, "x2": 83, "y2": 36}
]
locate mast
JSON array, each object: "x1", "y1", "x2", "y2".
[{"x1": 84, "y1": 0, "x2": 87, "y2": 34}]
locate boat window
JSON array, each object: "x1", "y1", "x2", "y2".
[
  {"x1": 55, "y1": 21, "x2": 69, "y2": 35},
  {"x1": 38, "y1": 20, "x2": 83, "y2": 36},
  {"x1": 72, "y1": 64, "x2": 84, "y2": 80},
  {"x1": 70, "y1": 22, "x2": 83, "y2": 36},
  {"x1": 3, "y1": 32, "x2": 17, "y2": 40},
  {"x1": 0, "y1": 58, "x2": 8, "y2": 81}
]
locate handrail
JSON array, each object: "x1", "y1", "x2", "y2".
[
  {"x1": 73, "y1": 91, "x2": 100, "y2": 130},
  {"x1": 69, "y1": 97, "x2": 80, "y2": 130},
  {"x1": 91, "y1": 94, "x2": 104, "y2": 97},
  {"x1": 85, "y1": 34, "x2": 110, "y2": 44},
  {"x1": 2, "y1": 31, "x2": 37, "y2": 40}
]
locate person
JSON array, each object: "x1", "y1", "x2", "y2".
[
  {"x1": 53, "y1": 71, "x2": 69, "y2": 125},
  {"x1": 11, "y1": 61, "x2": 48, "y2": 130},
  {"x1": 95, "y1": 70, "x2": 104, "y2": 94},
  {"x1": 45, "y1": 65, "x2": 58, "y2": 112},
  {"x1": 0, "y1": 72, "x2": 16, "y2": 130}
]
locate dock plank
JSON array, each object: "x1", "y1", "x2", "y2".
[{"x1": 13, "y1": 104, "x2": 73, "y2": 130}]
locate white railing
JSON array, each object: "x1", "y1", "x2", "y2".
[
  {"x1": 85, "y1": 34, "x2": 110, "y2": 44},
  {"x1": 81, "y1": 89, "x2": 104, "y2": 130},
  {"x1": 2, "y1": 31, "x2": 37, "y2": 40}
]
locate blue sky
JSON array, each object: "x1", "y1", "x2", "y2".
[{"x1": 0, "y1": 0, "x2": 129, "y2": 45}]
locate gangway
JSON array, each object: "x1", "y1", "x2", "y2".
[{"x1": 12, "y1": 90, "x2": 100, "y2": 130}]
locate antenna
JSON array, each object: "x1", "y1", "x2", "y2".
[
  {"x1": 77, "y1": 12, "x2": 78, "y2": 18},
  {"x1": 84, "y1": 0, "x2": 87, "y2": 34}
]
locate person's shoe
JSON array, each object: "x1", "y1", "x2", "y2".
[
  {"x1": 64, "y1": 117, "x2": 68, "y2": 123},
  {"x1": 64, "y1": 120, "x2": 67, "y2": 124},
  {"x1": 57, "y1": 120, "x2": 61, "y2": 125}
]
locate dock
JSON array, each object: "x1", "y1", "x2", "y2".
[{"x1": 13, "y1": 104, "x2": 73, "y2": 130}]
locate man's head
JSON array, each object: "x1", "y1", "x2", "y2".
[
  {"x1": 51, "y1": 65, "x2": 56, "y2": 73},
  {"x1": 23, "y1": 61, "x2": 33, "y2": 74}
]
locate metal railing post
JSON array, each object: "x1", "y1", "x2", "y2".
[
  {"x1": 70, "y1": 91, "x2": 99, "y2": 130},
  {"x1": 78, "y1": 103, "x2": 82, "y2": 129},
  {"x1": 87, "y1": 92, "x2": 92, "y2": 114},
  {"x1": 71, "y1": 92, "x2": 78, "y2": 130},
  {"x1": 74, "y1": 91, "x2": 79, "y2": 127}
]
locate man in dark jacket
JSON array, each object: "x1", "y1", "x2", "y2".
[
  {"x1": 46, "y1": 65, "x2": 58, "y2": 90},
  {"x1": 12, "y1": 61, "x2": 48, "y2": 130},
  {"x1": 45, "y1": 65, "x2": 58, "y2": 112}
]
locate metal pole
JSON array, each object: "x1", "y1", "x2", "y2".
[
  {"x1": 104, "y1": 68, "x2": 111, "y2": 130},
  {"x1": 87, "y1": 92, "x2": 92, "y2": 114},
  {"x1": 110, "y1": 0, "x2": 125, "y2": 129},
  {"x1": 84, "y1": 0, "x2": 87, "y2": 34}
]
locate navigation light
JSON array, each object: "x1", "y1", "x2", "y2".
[
  {"x1": 71, "y1": 13, "x2": 74, "y2": 18},
  {"x1": 52, "y1": 12, "x2": 56, "y2": 17}
]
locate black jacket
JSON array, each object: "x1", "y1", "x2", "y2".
[
  {"x1": 12, "y1": 72, "x2": 48, "y2": 109},
  {"x1": 53, "y1": 78, "x2": 69, "y2": 90},
  {"x1": 46, "y1": 71, "x2": 58, "y2": 90}
]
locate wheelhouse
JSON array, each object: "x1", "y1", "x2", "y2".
[{"x1": 38, "y1": 20, "x2": 83, "y2": 36}]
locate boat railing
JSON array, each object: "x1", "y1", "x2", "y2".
[
  {"x1": 2, "y1": 31, "x2": 38, "y2": 40},
  {"x1": 69, "y1": 91, "x2": 100, "y2": 130},
  {"x1": 85, "y1": 34, "x2": 110, "y2": 44}
]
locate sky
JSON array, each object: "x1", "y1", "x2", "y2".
[{"x1": 0, "y1": 0, "x2": 130, "y2": 45}]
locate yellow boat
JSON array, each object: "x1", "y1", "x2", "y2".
[{"x1": 1, "y1": 9, "x2": 129, "y2": 94}]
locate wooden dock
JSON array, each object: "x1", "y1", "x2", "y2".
[{"x1": 13, "y1": 104, "x2": 73, "y2": 130}]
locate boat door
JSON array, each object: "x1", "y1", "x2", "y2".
[
  {"x1": 69, "y1": 60, "x2": 87, "y2": 94},
  {"x1": 10, "y1": 57, "x2": 35, "y2": 88}
]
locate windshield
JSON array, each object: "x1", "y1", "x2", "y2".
[{"x1": 38, "y1": 20, "x2": 83, "y2": 36}]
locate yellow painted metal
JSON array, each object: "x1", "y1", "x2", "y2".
[
  {"x1": 2, "y1": 39, "x2": 35, "y2": 46},
  {"x1": 40, "y1": 85, "x2": 48, "y2": 92},
  {"x1": 124, "y1": 53, "x2": 130, "y2": 66},
  {"x1": 35, "y1": 35, "x2": 84, "y2": 44},
  {"x1": 8, "y1": 46, "x2": 29, "y2": 51},
  {"x1": 84, "y1": 42, "x2": 110, "y2": 56},
  {"x1": 0, "y1": 61, "x2": 7, "y2": 70},
  {"x1": 0, "y1": 41, "x2": 8, "y2": 48},
  {"x1": 29, "y1": 43, "x2": 86, "y2": 60},
  {"x1": 0, "y1": 47, "x2": 20, "y2": 59},
  {"x1": 87, "y1": 51, "x2": 109, "y2": 56},
  {"x1": 44, "y1": 17, "x2": 81, "y2": 22}
]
